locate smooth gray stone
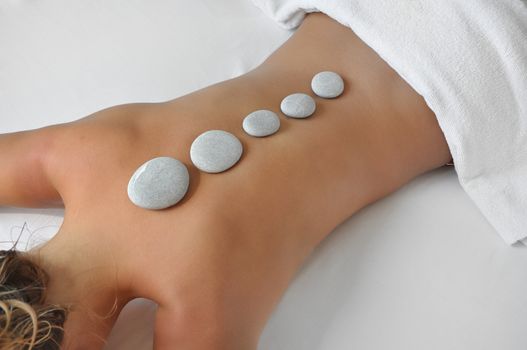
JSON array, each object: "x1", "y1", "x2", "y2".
[
  {"x1": 242, "y1": 109, "x2": 280, "y2": 137},
  {"x1": 127, "y1": 157, "x2": 189, "y2": 210},
  {"x1": 311, "y1": 71, "x2": 344, "y2": 98},
  {"x1": 190, "y1": 130, "x2": 243, "y2": 173},
  {"x1": 280, "y1": 93, "x2": 316, "y2": 119}
]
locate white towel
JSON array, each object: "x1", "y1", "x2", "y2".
[{"x1": 251, "y1": 0, "x2": 527, "y2": 245}]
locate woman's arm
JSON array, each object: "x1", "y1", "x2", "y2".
[{"x1": 0, "y1": 127, "x2": 63, "y2": 207}]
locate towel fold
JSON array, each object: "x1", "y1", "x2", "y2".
[{"x1": 251, "y1": 0, "x2": 527, "y2": 245}]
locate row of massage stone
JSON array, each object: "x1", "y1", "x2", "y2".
[{"x1": 127, "y1": 71, "x2": 345, "y2": 210}]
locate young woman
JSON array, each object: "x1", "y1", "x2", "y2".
[{"x1": 3, "y1": 4, "x2": 517, "y2": 348}]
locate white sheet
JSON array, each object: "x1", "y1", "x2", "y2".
[{"x1": 1, "y1": 1, "x2": 526, "y2": 349}]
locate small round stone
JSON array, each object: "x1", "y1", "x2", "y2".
[
  {"x1": 311, "y1": 71, "x2": 344, "y2": 98},
  {"x1": 190, "y1": 130, "x2": 243, "y2": 173},
  {"x1": 242, "y1": 110, "x2": 280, "y2": 137},
  {"x1": 127, "y1": 157, "x2": 189, "y2": 210},
  {"x1": 280, "y1": 93, "x2": 316, "y2": 119}
]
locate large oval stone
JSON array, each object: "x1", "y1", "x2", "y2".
[
  {"x1": 311, "y1": 71, "x2": 344, "y2": 98},
  {"x1": 127, "y1": 157, "x2": 189, "y2": 210},
  {"x1": 190, "y1": 130, "x2": 243, "y2": 173},
  {"x1": 280, "y1": 93, "x2": 316, "y2": 119},
  {"x1": 242, "y1": 109, "x2": 280, "y2": 137}
]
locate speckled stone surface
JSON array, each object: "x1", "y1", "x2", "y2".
[
  {"x1": 242, "y1": 109, "x2": 280, "y2": 137},
  {"x1": 127, "y1": 157, "x2": 189, "y2": 210},
  {"x1": 311, "y1": 71, "x2": 344, "y2": 98},
  {"x1": 280, "y1": 93, "x2": 316, "y2": 119},
  {"x1": 190, "y1": 130, "x2": 243, "y2": 173}
]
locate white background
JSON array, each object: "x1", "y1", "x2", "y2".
[{"x1": 1, "y1": 1, "x2": 526, "y2": 349}]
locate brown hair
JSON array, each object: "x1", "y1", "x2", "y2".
[{"x1": 0, "y1": 249, "x2": 67, "y2": 349}]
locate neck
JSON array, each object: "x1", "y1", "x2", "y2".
[{"x1": 28, "y1": 229, "x2": 129, "y2": 349}]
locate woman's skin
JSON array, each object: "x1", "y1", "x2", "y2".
[{"x1": 0, "y1": 13, "x2": 450, "y2": 350}]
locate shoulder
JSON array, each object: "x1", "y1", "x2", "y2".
[{"x1": 45, "y1": 103, "x2": 154, "y2": 206}]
